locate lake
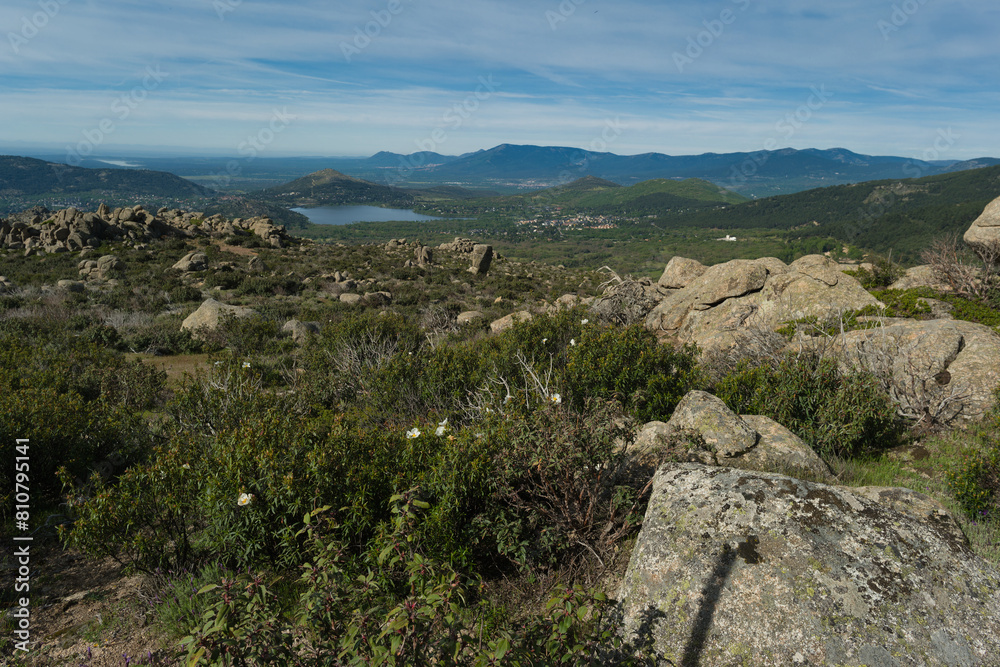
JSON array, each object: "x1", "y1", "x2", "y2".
[{"x1": 291, "y1": 205, "x2": 446, "y2": 226}]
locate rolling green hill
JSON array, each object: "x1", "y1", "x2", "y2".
[
  {"x1": 260, "y1": 168, "x2": 414, "y2": 207},
  {"x1": 662, "y1": 165, "x2": 1000, "y2": 263},
  {"x1": 479, "y1": 176, "x2": 747, "y2": 213},
  {"x1": 0, "y1": 155, "x2": 213, "y2": 214}
]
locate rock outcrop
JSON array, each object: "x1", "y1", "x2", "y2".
[
  {"x1": 468, "y1": 244, "x2": 494, "y2": 274},
  {"x1": 415, "y1": 246, "x2": 433, "y2": 266},
  {"x1": 964, "y1": 195, "x2": 1000, "y2": 252},
  {"x1": 888, "y1": 264, "x2": 954, "y2": 292},
  {"x1": 172, "y1": 251, "x2": 208, "y2": 272},
  {"x1": 78, "y1": 255, "x2": 124, "y2": 281},
  {"x1": 181, "y1": 298, "x2": 258, "y2": 339},
  {"x1": 644, "y1": 255, "x2": 881, "y2": 354},
  {"x1": 0, "y1": 205, "x2": 291, "y2": 253},
  {"x1": 641, "y1": 390, "x2": 833, "y2": 482},
  {"x1": 657, "y1": 256, "x2": 707, "y2": 289},
  {"x1": 836, "y1": 318, "x2": 1000, "y2": 424},
  {"x1": 615, "y1": 464, "x2": 1000, "y2": 666}
]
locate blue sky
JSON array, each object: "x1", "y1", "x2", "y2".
[{"x1": 1, "y1": 0, "x2": 997, "y2": 160}]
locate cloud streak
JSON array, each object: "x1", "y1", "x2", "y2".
[{"x1": 1, "y1": 0, "x2": 997, "y2": 158}]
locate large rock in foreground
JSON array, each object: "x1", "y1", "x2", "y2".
[{"x1": 615, "y1": 464, "x2": 1000, "y2": 666}]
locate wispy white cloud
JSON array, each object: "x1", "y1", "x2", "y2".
[{"x1": 0, "y1": 0, "x2": 997, "y2": 158}]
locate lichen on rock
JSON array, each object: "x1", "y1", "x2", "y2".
[{"x1": 613, "y1": 463, "x2": 1000, "y2": 666}]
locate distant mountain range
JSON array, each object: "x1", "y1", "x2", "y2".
[
  {"x1": 347, "y1": 144, "x2": 1000, "y2": 197},
  {"x1": 18, "y1": 145, "x2": 1000, "y2": 199}
]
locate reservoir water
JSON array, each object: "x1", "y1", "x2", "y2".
[{"x1": 291, "y1": 205, "x2": 445, "y2": 226}]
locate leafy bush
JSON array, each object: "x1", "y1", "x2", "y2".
[
  {"x1": 845, "y1": 253, "x2": 905, "y2": 289},
  {"x1": 236, "y1": 274, "x2": 302, "y2": 297},
  {"x1": 203, "y1": 270, "x2": 242, "y2": 291},
  {"x1": 562, "y1": 324, "x2": 699, "y2": 421},
  {"x1": 948, "y1": 393, "x2": 1000, "y2": 520},
  {"x1": 180, "y1": 504, "x2": 649, "y2": 667},
  {"x1": 868, "y1": 288, "x2": 934, "y2": 319},
  {"x1": 0, "y1": 334, "x2": 161, "y2": 517},
  {"x1": 478, "y1": 399, "x2": 650, "y2": 571},
  {"x1": 169, "y1": 284, "x2": 204, "y2": 303},
  {"x1": 948, "y1": 445, "x2": 1000, "y2": 520},
  {"x1": 714, "y1": 353, "x2": 903, "y2": 459}
]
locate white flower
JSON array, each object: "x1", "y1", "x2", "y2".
[
  {"x1": 406, "y1": 428, "x2": 421, "y2": 439},
  {"x1": 242, "y1": 362, "x2": 250, "y2": 368},
  {"x1": 504, "y1": 394, "x2": 513, "y2": 404},
  {"x1": 438, "y1": 418, "x2": 448, "y2": 427},
  {"x1": 542, "y1": 338, "x2": 548, "y2": 344},
  {"x1": 214, "y1": 361, "x2": 222, "y2": 366},
  {"x1": 581, "y1": 319, "x2": 589, "y2": 325},
  {"x1": 181, "y1": 463, "x2": 190, "y2": 470},
  {"x1": 570, "y1": 339, "x2": 576, "y2": 346},
  {"x1": 435, "y1": 426, "x2": 446, "y2": 436},
  {"x1": 549, "y1": 393, "x2": 562, "y2": 405},
  {"x1": 475, "y1": 432, "x2": 484, "y2": 439},
  {"x1": 238, "y1": 492, "x2": 253, "y2": 506}
]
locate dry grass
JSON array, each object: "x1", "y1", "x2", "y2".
[{"x1": 126, "y1": 353, "x2": 215, "y2": 390}]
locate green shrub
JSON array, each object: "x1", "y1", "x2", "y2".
[
  {"x1": 476, "y1": 400, "x2": 649, "y2": 571},
  {"x1": 0, "y1": 332, "x2": 161, "y2": 517},
  {"x1": 845, "y1": 253, "x2": 905, "y2": 289},
  {"x1": 298, "y1": 310, "x2": 424, "y2": 409},
  {"x1": 714, "y1": 353, "x2": 902, "y2": 459},
  {"x1": 236, "y1": 275, "x2": 302, "y2": 297},
  {"x1": 181, "y1": 504, "x2": 647, "y2": 667},
  {"x1": 948, "y1": 394, "x2": 1000, "y2": 520},
  {"x1": 202, "y1": 270, "x2": 241, "y2": 291},
  {"x1": 81, "y1": 322, "x2": 122, "y2": 349},
  {"x1": 169, "y1": 285, "x2": 204, "y2": 303},
  {"x1": 948, "y1": 445, "x2": 1000, "y2": 520},
  {"x1": 563, "y1": 323, "x2": 699, "y2": 421},
  {"x1": 869, "y1": 288, "x2": 934, "y2": 319}
]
